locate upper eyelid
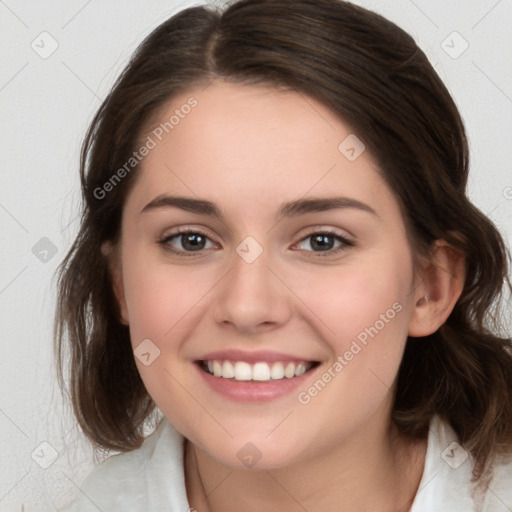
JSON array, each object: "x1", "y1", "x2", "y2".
[{"x1": 161, "y1": 224, "x2": 353, "y2": 239}]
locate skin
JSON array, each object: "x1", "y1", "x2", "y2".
[{"x1": 103, "y1": 81, "x2": 465, "y2": 511}]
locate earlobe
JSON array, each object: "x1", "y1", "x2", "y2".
[
  {"x1": 408, "y1": 241, "x2": 465, "y2": 337},
  {"x1": 101, "y1": 241, "x2": 130, "y2": 325}
]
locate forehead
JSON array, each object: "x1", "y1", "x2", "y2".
[{"x1": 124, "y1": 81, "x2": 399, "y2": 223}]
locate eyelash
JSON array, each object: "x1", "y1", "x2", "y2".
[{"x1": 157, "y1": 228, "x2": 354, "y2": 258}]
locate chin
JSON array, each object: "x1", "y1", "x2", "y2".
[{"x1": 198, "y1": 434, "x2": 311, "y2": 471}]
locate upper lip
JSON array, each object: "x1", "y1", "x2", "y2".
[{"x1": 196, "y1": 349, "x2": 320, "y2": 364}]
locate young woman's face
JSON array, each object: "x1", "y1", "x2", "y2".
[{"x1": 109, "y1": 81, "x2": 421, "y2": 469}]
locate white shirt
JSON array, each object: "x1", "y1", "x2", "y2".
[{"x1": 60, "y1": 414, "x2": 512, "y2": 511}]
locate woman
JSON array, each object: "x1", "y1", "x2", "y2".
[{"x1": 55, "y1": 0, "x2": 512, "y2": 510}]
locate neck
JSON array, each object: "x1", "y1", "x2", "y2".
[{"x1": 184, "y1": 412, "x2": 427, "y2": 512}]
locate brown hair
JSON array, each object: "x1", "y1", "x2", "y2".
[{"x1": 54, "y1": 0, "x2": 512, "y2": 484}]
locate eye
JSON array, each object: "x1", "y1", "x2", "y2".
[
  {"x1": 158, "y1": 229, "x2": 217, "y2": 256},
  {"x1": 158, "y1": 228, "x2": 354, "y2": 258},
  {"x1": 294, "y1": 230, "x2": 354, "y2": 257}
]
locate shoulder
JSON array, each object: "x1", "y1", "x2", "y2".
[
  {"x1": 410, "y1": 415, "x2": 512, "y2": 512},
  {"x1": 59, "y1": 417, "x2": 190, "y2": 511}
]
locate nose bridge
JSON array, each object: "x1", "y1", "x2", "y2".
[
  {"x1": 212, "y1": 237, "x2": 291, "y2": 331},
  {"x1": 232, "y1": 242, "x2": 271, "y2": 292}
]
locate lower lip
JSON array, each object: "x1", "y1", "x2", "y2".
[{"x1": 194, "y1": 362, "x2": 319, "y2": 403}]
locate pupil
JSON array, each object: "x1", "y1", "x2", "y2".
[
  {"x1": 312, "y1": 234, "x2": 333, "y2": 251},
  {"x1": 183, "y1": 233, "x2": 205, "y2": 251}
]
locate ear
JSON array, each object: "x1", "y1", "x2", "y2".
[
  {"x1": 101, "y1": 241, "x2": 129, "y2": 325},
  {"x1": 408, "y1": 240, "x2": 466, "y2": 337}
]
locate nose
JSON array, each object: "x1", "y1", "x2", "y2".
[{"x1": 211, "y1": 245, "x2": 293, "y2": 336}]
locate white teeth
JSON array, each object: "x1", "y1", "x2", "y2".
[
  {"x1": 203, "y1": 360, "x2": 314, "y2": 381},
  {"x1": 252, "y1": 362, "x2": 271, "y2": 381},
  {"x1": 284, "y1": 362, "x2": 296, "y2": 378},
  {"x1": 213, "y1": 360, "x2": 222, "y2": 377},
  {"x1": 234, "y1": 361, "x2": 252, "y2": 380},
  {"x1": 222, "y1": 360, "x2": 235, "y2": 379},
  {"x1": 294, "y1": 362, "x2": 307, "y2": 377},
  {"x1": 270, "y1": 362, "x2": 285, "y2": 380}
]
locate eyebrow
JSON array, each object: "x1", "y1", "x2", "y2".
[{"x1": 139, "y1": 194, "x2": 378, "y2": 220}]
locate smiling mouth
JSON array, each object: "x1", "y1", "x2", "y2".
[{"x1": 197, "y1": 359, "x2": 321, "y2": 382}]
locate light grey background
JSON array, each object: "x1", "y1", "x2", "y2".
[{"x1": 0, "y1": 0, "x2": 511, "y2": 509}]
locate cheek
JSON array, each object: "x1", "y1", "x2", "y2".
[
  {"x1": 290, "y1": 251, "x2": 414, "y2": 412},
  {"x1": 120, "y1": 254, "x2": 209, "y2": 410},
  {"x1": 295, "y1": 253, "x2": 412, "y2": 345},
  {"x1": 285, "y1": 261, "x2": 413, "y2": 443},
  {"x1": 121, "y1": 248, "x2": 210, "y2": 342}
]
